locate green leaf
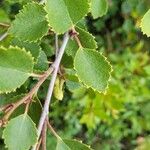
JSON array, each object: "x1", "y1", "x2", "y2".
[
  {"x1": 141, "y1": 9, "x2": 150, "y2": 37},
  {"x1": 28, "y1": 97, "x2": 42, "y2": 125},
  {"x1": 9, "y1": 2, "x2": 49, "y2": 42},
  {"x1": 66, "y1": 26, "x2": 97, "y2": 57},
  {"x1": 0, "y1": 46, "x2": 33, "y2": 93},
  {"x1": 56, "y1": 139, "x2": 92, "y2": 150},
  {"x1": 91, "y1": 0, "x2": 108, "y2": 19},
  {"x1": 63, "y1": 139, "x2": 92, "y2": 150},
  {"x1": 11, "y1": 38, "x2": 41, "y2": 61},
  {"x1": 3, "y1": 114, "x2": 38, "y2": 150},
  {"x1": 56, "y1": 139, "x2": 70, "y2": 150},
  {"x1": 64, "y1": 68, "x2": 81, "y2": 92},
  {"x1": 74, "y1": 48, "x2": 112, "y2": 92},
  {"x1": 34, "y1": 50, "x2": 49, "y2": 72},
  {"x1": 62, "y1": 54, "x2": 74, "y2": 68},
  {"x1": 45, "y1": 0, "x2": 89, "y2": 34}
]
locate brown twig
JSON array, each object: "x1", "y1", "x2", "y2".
[
  {"x1": 0, "y1": 23, "x2": 10, "y2": 28},
  {"x1": 70, "y1": 27, "x2": 83, "y2": 48},
  {"x1": 41, "y1": 119, "x2": 47, "y2": 150},
  {"x1": 0, "y1": 104, "x2": 13, "y2": 113},
  {"x1": 47, "y1": 119, "x2": 61, "y2": 140},
  {"x1": 36, "y1": 137, "x2": 42, "y2": 150},
  {"x1": 24, "y1": 98, "x2": 31, "y2": 114},
  {"x1": 30, "y1": 73, "x2": 44, "y2": 78},
  {"x1": 2, "y1": 67, "x2": 53, "y2": 122}
]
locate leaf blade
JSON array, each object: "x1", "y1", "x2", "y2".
[
  {"x1": 3, "y1": 114, "x2": 38, "y2": 150},
  {"x1": 141, "y1": 9, "x2": 150, "y2": 37},
  {"x1": 66, "y1": 26, "x2": 97, "y2": 57},
  {"x1": 45, "y1": 0, "x2": 89, "y2": 34},
  {"x1": 56, "y1": 138, "x2": 92, "y2": 150},
  {"x1": 0, "y1": 46, "x2": 33, "y2": 93},
  {"x1": 9, "y1": 2, "x2": 49, "y2": 42},
  {"x1": 91, "y1": 0, "x2": 108, "y2": 19},
  {"x1": 74, "y1": 48, "x2": 112, "y2": 92}
]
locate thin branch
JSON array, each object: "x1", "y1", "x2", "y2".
[
  {"x1": 24, "y1": 100, "x2": 30, "y2": 114},
  {"x1": 41, "y1": 120, "x2": 47, "y2": 150},
  {"x1": 0, "y1": 104, "x2": 13, "y2": 113},
  {"x1": 0, "y1": 23, "x2": 10, "y2": 28},
  {"x1": 38, "y1": 32, "x2": 69, "y2": 137},
  {"x1": 0, "y1": 32, "x2": 8, "y2": 42},
  {"x1": 47, "y1": 119, "x2": 61, "y2": 140},
  {"x1": 32, "y1": 32, "x2": 69, "y2": 150},
  {"x1": 71, "y1": 27, "x2": 83, "y2": 48},
  {"x1": 30, "y1": 73, "x2": 44, "y2": 78},
  {"x1": 2, "y1": 67, "x2": 53, "y2": 121},
  {"x1": 55, "y1": 34, "x2": 59, "y2": 57},
  {"x1": 36, "y1": 137, "x2": 42, "y2": 150}
]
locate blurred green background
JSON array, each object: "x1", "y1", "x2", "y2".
[{"x1": 1, "y1": 0, "x2": 150, "y2": 150}]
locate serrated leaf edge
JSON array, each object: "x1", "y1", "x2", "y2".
[
  {"x1": 0, "y1": 45, "x2": 34, "y2": 94},
  {"x1": 76, "y1": 26, "x2": 98, "y2": 49},
  {"x1": 44, "y1": 0, "x2": 90, "y2": 34},
  {"x1": 9, "y1": 2, "x2": 49, "y2": 42},
  {"x1": 65, "y1": 25, "x2": 98, "y2": 57},
  {"x1": 11, "y1": 38, "x2": 42, "y2": 63},
  {"x1": 74, "y1": 48, "x2": 113, "y2": 94},
  {"x1": 2, "y1": 114, "x2": 38, "y2": 150},
  {"x1": 44, "y1": 0, "x2": 73, "y2": 34},
  {"x1": 140, "y1": 9, "x2": 150, "y2": 37},
  {"x1": 63, "y1": 138, "x2": 93, "y2": 150},
  {"x1": 91, "y1": 0, "x2": 109, "y2": 19}
]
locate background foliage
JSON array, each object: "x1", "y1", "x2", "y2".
[{"x1": 0, "y1": 0, "x2": 150, "y2": 149}]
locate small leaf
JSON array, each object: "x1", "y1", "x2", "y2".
[
  {"x1": 45, "y1": 0, "x2": 89, "y2": 34},
  {"x1": 91, "y1": 0, "x2": 108, "y2": 19},
  {"x1": 3, "y1": 114, "x2": 38, "y2": 150},
  {"x1": 66, "y1": 26, "x2": 97, "y2": 57},
  {"x1": 141, "y1": 9, "x2": 150, "y2": 37},
  {"x1": 74, "y1": 48, "x2": 112, "y2": 92},
  {"x1": 9, "y1": 2, "x2": 49, "y2": 42},
  {"x1": 0, "y1": 46, "x2": 34, "y2": 93},
  {"x1": 56, "y1": 138, "x2": 92, "y2": 150}
]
